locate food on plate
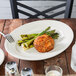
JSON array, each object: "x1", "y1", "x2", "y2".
[
  {"x1": 18, "y1": 26, "x2": 50, "y2": 48},
  {"x1": 34, "y1": 34, "x2": 54, "y2": 52},
  {"x1": 17, "y1": 26, "x2": 59, "y2": 52}
]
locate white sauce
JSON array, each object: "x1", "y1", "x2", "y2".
[{"x1": 46, "y1": 70, "x2": 62, "y2": 76}]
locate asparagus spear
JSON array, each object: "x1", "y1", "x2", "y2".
[
  {"x1": 46, "y1": 30, "x2": 55, "y2": 36},
  {"x1": 25, "y1": 26, "x2": 50, "y2": 47},
  {"x1": 18, "y1": 40, "x2": 29, "y2": 46},
  {"x1": 27, "y1": 34, "x2": 38, "y2": 37},
  {"x1": 18, "y1": 26, "x2": 59, "y2": 49},
  {"x1": 25, "y1": 38, "x2": 35, "y2": 47},
  {"x1": 21, "y1": 43, "x2": 34, "y2": 50},
  {"x1": 21, "y1": 43, "x2": 29, "y2": 50},
  {"x1": 29, "y1": 44, "x2": 34, "y2": 48},
  {"x1": 18, "y1": 29, "x2": 58, "y2": 46},
  {"x1": 22, "y1": 37, "x2": 29, "y2": 40},
  {"x1": 37, "y1": 26, "x2": 50, "y2": 36},
  {"x1": 47, "y1": 30, "x2": 55, "y2": 34},
  {"x1": 21, "y1": 34, "x2": 38, "y2": 38},
  {"x1": 22, "y1": 36, "x2": 34, "y2": 41},
  {"x1": 21, "y1": 29, "x2": 54, "y2": 40},
  {"x1": 20, "y1": 35, "x2": 27, "y2": 38},
  {"x1": 51, "y1": 33, "x2": 59, "y2": 39}
]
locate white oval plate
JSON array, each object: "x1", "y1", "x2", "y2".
[
  {"x1": 4, "y1": 20, "x2": 74, "y2": 61},
  {"x1": 0, "y1": 48, "x2": 5, "y2": 65}
]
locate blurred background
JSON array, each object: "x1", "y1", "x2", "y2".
[{"x1": 0, "y1": 0, "x2": 75, "y2": 19}]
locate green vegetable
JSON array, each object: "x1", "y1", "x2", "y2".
[
  {"x1": 27, "y1": 34, "x2": 38, "y2": 37},
  {"x1": 46, "y1": 30, "x2": 55, "y2": 36},
  {"x1": 47, "y1": 30, "x2": 55, "y2": 34},
  {"x1": 37, "y1": 26, "x2": 50, "y2": 36},
  {"x1": 22, "y1": 37, "x2": 29, "y2": 40},
  {"x1": 24, "y1": 26, "x2": 50, "y2": 47},
  {"x1": 21, "y1": 43, "x2": 34, "y2": 50},
  {"x1": 25, "y1": 38, "x2": 34, "y2": 47},
  {"x1": 20, "y1": 35, "x2": 27, "y2": 38},
  {"x1": 21, "y1": 34, "x2": 38, "y2": 38},
  {"x1": 29, "y1": 44, "x2": 34, "y2": 48},
  {"x1": 18, "y1": 40, "x2": 29, "y2": 46},
  {"x1": 22, "y1": 37, "x2": 33, "y2": 41},
  {"x1": 21, "y1": 43, "x2": 29, "y2": 50},
  {"x1": 17, "y1": 26, "x2": 59, "y2": 50},
  {"x1": 51, "y1": 33, "x2": 59, "y2": 39}
]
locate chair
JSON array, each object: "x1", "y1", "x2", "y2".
[{"x1": 10, "y1": 0, "x2": 74, "y2": 19}]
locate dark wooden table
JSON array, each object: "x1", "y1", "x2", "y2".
[{"x1": 0, "y1": 18, "x2": 76, "y2": 76}]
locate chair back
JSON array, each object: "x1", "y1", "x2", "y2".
[{"x1": 10, "y1": 0, "x2": 74, "y2": 19}]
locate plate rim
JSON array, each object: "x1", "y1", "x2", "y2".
[
  {"x1": 0, "y1": 48, "x2": 5, "y2": 65},
  {"x1": 4, "y1": 20, "x2": 74, "y2": 61}
]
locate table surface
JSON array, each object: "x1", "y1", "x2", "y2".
[{"x1": 0, "y1": 18, "x2": 76, "y2": 76}]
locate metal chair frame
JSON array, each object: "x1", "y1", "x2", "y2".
[{"x1": 10, "y1": 0, "x2": 74, "y2": 19}]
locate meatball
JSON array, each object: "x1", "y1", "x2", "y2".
[{"x1": 34, "y1": 34, "x2": 54, "y2": 53}]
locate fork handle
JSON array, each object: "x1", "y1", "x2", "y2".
[{"x1": 0, "y1": 32, "x2": 5, "y2": 37}]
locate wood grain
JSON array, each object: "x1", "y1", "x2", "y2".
[
  {"x1": 0, "y1": 19, "x2": 76, "y2": 75},
  {"x1": 0, "y1": 20, "x2": 5, "y2": 41},
  {"x1": 0, "y1": 19, "x2": 22, "y2": 75},
  {"x1": 20, "y1": 60, "x2": 45, "y2": 74},
  {"x1": 44, "y1": 51, "x2": 68, "y2": 74},
  {"x1": 0, "y1": 20, "x2": 14, "y2": 75},
  {"x1": 0, "y1": 20, "x2": 5, "y2": 75}
]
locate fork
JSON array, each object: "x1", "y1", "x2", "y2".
[{"x1": 0, "y1": 32, "x2": 14, "y2": 43}]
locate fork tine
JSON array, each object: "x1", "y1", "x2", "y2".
[
  {"x1": 6, "y1": 35, "x2": 14, "y2": 43},
  {"x1": 0, "y1": 32, "x2": 14, "y2": 43}
]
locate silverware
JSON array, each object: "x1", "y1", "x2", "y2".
[{"x1": 0, "y1": 32, "x2": 14, "y2": 43}]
